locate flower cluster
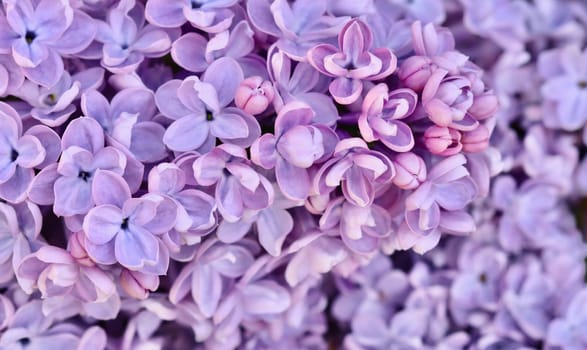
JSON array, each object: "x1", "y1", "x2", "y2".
[{"x1": 0, "y1": 0, "x2": 586, "y2": 349}]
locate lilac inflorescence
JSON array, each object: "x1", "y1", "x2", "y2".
[{"x1": 0, "y1": 0, "x2": 586, "y2": 349}]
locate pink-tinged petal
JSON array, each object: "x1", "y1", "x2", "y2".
[
  {"x1": 15, "y1": 135, "x2": 45, "y2": 168},
  {"x1": 216, "y1": 176, "x2": 244, "y2": 222},
  {"x1": 340, "y1": 19, "x2": 372, "y2": 62},
  {"x1": 21, "y1": 49, "x2": 64, "y2": 88},
  {"x1": 277, "y1": 125, "x2": 323, "y2": 168},
  {"x1": 148, "y1": 163, "x2": 185, "y2": 195},
  {"x1": 241, "y1": 280, "x2": 291, "y2": 315},
  {"x1": 77, "y1": 326, "x2": 107, "y2": 350},
  {"x1": 12, "y1": 40, "x2": 48, "y2": 68},
  {"x1": 91, "y1": 147, "x2": 127, "y2": 175},
  {"x1": 202, "y1": 57, "x2": 243, "y2": 107},
  {"x1": 145, "y1": 0, "x2": 187, "y2": 28},
  {"x1": 217, "y1": 107, "x2": 261, "y2": 148},
  {"x1": 133, "y1": 29, "x2": 171, "y2": 54},
  {"x1": 155, "y1": 80, "x2": 193, "y2": 120},
  {"x1": 0, "y1": 166, "x2": 33, "y2": 203},
  {"x1": 250, "y1": 134, "x2": 278, "y2": 169},
  {"x1": 91, "y1": 169, "x2": 131, "y2": 207},
  {"x1": 329, "y1": 77, "x2": 363, "y2": 105},
  {"x1": 210, "y1": 112, "x2": 249, "y2": 140},
  {"x1": 53, "y1": 11, "x2": 96, "y2": 55},
  {"x1": 27, "y1": 164, "x2": 59, "y2": 205},
  {"x1": 342, "y1": 166, "x2": 372, "y2": 207},
  {"x1": 306, "y1": 44, "x2": 339, "y2": 77},
  {"x1": 193, "y1": 154, "x2": 225, "y2": 186},
  {"x1": 192, "y1": 263, "x2": 222, "y2": 317},
  {"x1": 274, "y1": 101, "x2": 314, "y2": 135},
  {"x1": 434, "y1": 177, "x2": 477, "y2": 211},
  {"x1": 241, "y1": 176, "x2": 273, "y2": 210},
  {"x1": 83, "y1": 205, "x2": 123, "y2": 245},
  {"x1": 257, "y1": 206, "x2": 293, "y2": 256},
  {"x1": 405, "y1": 203, "x2": 441, "y2": 235},
  {"x1": 275, "y1": 159, "x2": 311, "y2": 201},
  {"x1": 171, "y1": 33, "x2": 208, "y2": 73},
  {"x1": 163, "y1": 115, "x2": 209, "y2": 152},
  {"x1": 412, "y1": 230, "x2": 441, "y2": 254},
  {"x1": 225, "y1": 163, "x2": 260, "y2": 192},
  {"x1": 379, "y1": 121, "x2": 415, "y2": 152},
  {"x1": 369, "y1": 48, "x2": 397, "y2": 80},
  {"x1": 115, "y1": 225, "x2": 159, "y2": 269},
  {"x1": 61, "y1": 117, "x2": 104, "y2": 154},
  {"x1": 393, "y1": 222, "x2": 422, "y2": 251},
  {"x1": 53, "y1": 176, "x2": 92, "y2": 216},
  {"x1": 141, "y1": 194, "x2": 178, "y2": 234},
  {"x1": 168, "y1": 263, "x2": 194, "y2": 303}
]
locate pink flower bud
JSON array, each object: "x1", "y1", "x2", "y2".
[
  {"x1": 424, "y1": 125, "x2": 462, "y2": 156},
  {"x1": 469, "y1": 91, "x2": 499, "y2": 120},
  {"x1": 68, "y1": 232, "x2": 94, "y2": 267},
  {"x1": 393, "y1": 152, "x2": 427, "y2": 189},
  {"x1": 235, "y1": 76, "x2": 275, "y2": 115},
  {"x1": 399, "y1": 56, "x2": 435, "y2": 92},
  {"x1": 462, "y1": 124, "x2": 490, "y2": 153},
  {"x1": 120, "y1": 269, "x2": 159, "y2": 300}
]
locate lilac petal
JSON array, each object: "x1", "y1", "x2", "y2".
[
  {"x1": 250, "y1": 134, "x2": 278, "y2": 169},
  {"x1": 246, "y1": 0, "x2": 282, "y2": 36},
  {"x1": 27, "y1": 164, "x2": 59, "y2": 205},
  {"x1": 217, "y1": 219, "x2": 252, "y2": 243},
  {"x1": 155, "y1": 80, "x2": 193, "y2": 119},
  {"x1": 203, "y1": 57, "x2": 243, "y2": 107},
  {"x1": 83, "y1": 205, "x2": 123, "y2": 245},
  {"x1": 329, "y1": 77, "x2": 363, "y2": 105},
  {"x1": 192, "y1": 263, "x2": 222, "y2": 317},
  {"x1": 434, "y1": 177, "x2": 477, "y2": 211},
  {"x1": 274, "y1": 101, "x2": 314, "y2": 135},
  {"x1": 111, "y1": 88, "x2": 157, "y2": 122},
  {"x1": 412, "y1": 230, "x2": 441, "y2": 254},
  {"x1": 15, "y1": 135, "x2": 45, "y2": 168},
  {"x1": 77, "y1": 326, "x2": 107, "y2": 350},
  {"x1": 130, "y1": 122, "x2": 167, "y2": 163},
  {"x1": 133, "y1": 29, "x2": 171, "y2": 54},
  {"x1": 171, "y1": 33, "x2": 208, "y2": 73},
  {"x1": 379, "y1": 121, "x2": 415, "y2": 152},
  {"x1": 53, "y1": 11, "x2": 96, "y2": 54},
  {"x1": 369, "y1": 48, "x2": 397, "y2": 80},
  {"x1": 275, "y1": 159, "x2": 311, "y2": 201},
  {"x1": 91, "y1": 170, "x2": 131, "y2": 207},
  {"x1": 257, "y1": 206, "x2": 293, "y2": 256},
  {"x1": 219, "y1": 108, "x2": 261, "y2": 148},
  {"x1": 145, "y1": 0, "x2": 187, "y2": 27},
  {"x1": 216, "y1": 176, "x2": 244, "y2": 222},
  {"x1": 163, "y1": 116, "x2": 209, "y2": 152},
  {"x1": 62, "y1": 117, "x2": 104, "y2": 154},
  {"x1": 210, "y1": 112, "x2": 249, "y2": 140},
  {"x1": 23, "y1": 125, "x2": 61, "y2": 168},
  {"x1": 439, "y1": 211, "x2": 475, "y2": 235},
  {"x1": 351, "y1": 313, "x2": 389, "y2": 347},
  {"x1": 0, "y1": 166, "x2": 33, "y2": 203},
  {"x1": 342, "y1": 166, "x2": 372, "y2": 207},
  {"x1": 148, "y1": 163, "x2": 185, "y2": 195},
  {"x1": 22, "y1": 49, "x2": 64, "y2": 88},
  {"x1": 0, "y1": 159, "x2": 16, "y2": 184},
  {"x1": 142, "y1": 195, "x2": 178, "y2": 234},
  {"x1": 115, "y1": 225, "x2": 159, "y2": 269},
  {"x1": 307, "y1": 44, "x2": 339, "y2": 77},
  {"x1": 241, "y1": 280, "x2": 290, "y2": 315},
  {"x1": 84, "y1": 239, "x2": 117, "y2": 265},
  {"x1": 340, "y1": 20, "x2": 371, "y2": 62},
  {"x1": 53, "y1": 176, "x2": 92, "y2": 216}
]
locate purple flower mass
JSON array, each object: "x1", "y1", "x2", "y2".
[{"x1": 0, "y1": 0, "x2": 586, "y2": 349}]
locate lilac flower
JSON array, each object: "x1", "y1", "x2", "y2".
[
  {"x1": 82, "y1": 170, "x2": 175, "y2": 274},
  {"x1": 314, "y1": 138, "x2": 395, "y2": 208},
  {"x1": 81, "y1": 87, "x2": 167, "y2": 163},
  {"x1": 96, "y1": 0, "x2": 176, "y2": 73},
  {"x1": 156, "y1": 57, "x2": 261, "y2": 152},
  {"x1": 0, "y1": 201, "x2": 43, "y2": 285},
  {"x1": 28, "y1": 117, "x2": 128, "y2": 217},
  {"x1": 547, "y1": 288, "x2": 587, "y2": 349},
  {"x1": 393, "y1": 154, "x2": 478, "y2": 254},
  {"x1": 320, "y1": 197, "x2": 392, "y2": 254},
  {"x1": 146, "y1": 0, "x2": 239, "y2": 33},
  {"x1": 307, "y1": 19, "x2": 397, "y2": 104},
  {"x1": 0, "y1": 102, "x2": 60, "y2": 203},
  {"x1": 538, "y1": 45, "x2": 587, "y2": 131},
  {"x1": 251, "y1": 101, "x2": 338, "y2": 200},
  {"x1": 392, "y1": 152, "x2": 427, "y2": 190},
  {"x1": 246, "y1": 0, "x2": 349, "y2": 60},
  {"x1": 358, "y1": 84, "x2": 416, "y2": 152},
  {"x1": 147, "y1": 163, "x2": 217, "y2": 259},
  {"x1": 267, "y1": 47, "x2": 339, "y2": 126},
  {"x1": 17, "y1": 245, "x2": 116, "y2": 303},
  {"x1": 171, "y1": 20, "x2": 255, "y2": 73},
  {"x1": 0, "y1": 0, "x2": 96, "y2": 86},
  {"x1": 193, "y1": 144, "x2": 274, "y2": 222},
  {"x1": 15, "y1": 68, "x2": 104, "y2": 127},
  {"x1": 388, "y1": 0, "x2": 446, "y2": 24}
]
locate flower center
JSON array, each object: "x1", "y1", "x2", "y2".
[
  {"x1": 121, "y1": 217, "x2": 129, "y2": 230},
  {"x1": 25, "y1": 30, "x2": 36, "y2": 44},
  {"x1": 10, "y1": 148, "x2": 18, "y2": 162},
  {"x1": 19, "y1": 338, "x2": 31, "y2": 346},
  {"x1": 478, "y1": 272, "x2": 487, "y2": 283},
  {"x1": 43, "y1": 93, "x2": 57, "y2": 106},
  {"x1": 78, "y1": 170, "x2": 92, "y2": 182},
  {"x1": 206, "y1": 110, "x2": 214, "y2": 121},
  {"x1": 190, "y1": 0, "x2": 202, "y2": 9},
  {"x1": 578, "y1": 80, "x2": 587, "y2": 89}
]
